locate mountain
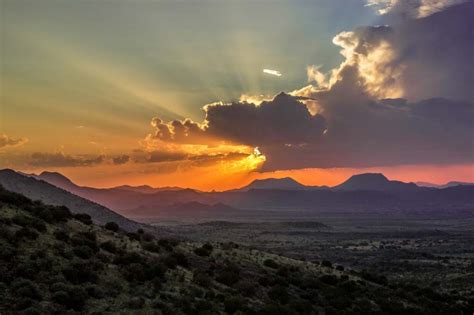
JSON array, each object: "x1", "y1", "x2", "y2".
[
  {"x1": 113, "y1": 184, "x2": 184, "y2": 194},
  {"x1": 417, "y1": 181, "x2": 474, "y2": 188},
  {"x1": 0, "y1": 169, "x2": 142, "y2": 231},
  {"x1": 12, "y1": 170, "x2": 473, "y2": 219},
  {"x1": 333, "y1": 173, "x2": 420, "y2": 192},
  {"x1": 35, "y1": 171, "x2": 78, "y2": 191},
  {"x1": 0, "y1": 187, "x2": 468, "y2": 314},
  {"x1": 234, "y1": 177, "x2": 325, "y2": 192}
]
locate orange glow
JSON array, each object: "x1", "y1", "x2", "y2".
[{"x1": 15, "y1": 162, "x2": 474, "y2": 192}]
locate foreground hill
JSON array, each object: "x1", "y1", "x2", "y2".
[
  {"x1": 0, "y1": 187, "x2": 472, "y2": 314},
  {"x1": 0, "y1": 169, "x2": 141, "y2": 231}
]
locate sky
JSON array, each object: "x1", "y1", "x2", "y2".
[{"x1": 1, "y1": 0, "x2": 473, "y2": 190}]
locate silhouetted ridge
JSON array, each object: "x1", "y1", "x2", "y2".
[{"x1": 333, "y1": 173, "x2": 419, "y2": 192}]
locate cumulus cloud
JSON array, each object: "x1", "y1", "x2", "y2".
[
  {"x1": 150, "y1": 93, "x2": 327, "y2": 147},
  {"x1": 0, "y1": 134, "x2": 28, "y2": 149},
  {"x1": 366, "y1": 0, "x2": 467, "y2": 18}
]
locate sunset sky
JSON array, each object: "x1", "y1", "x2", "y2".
[{"x1": 1, "y1": 0, "x2": 473, "y2": 190}]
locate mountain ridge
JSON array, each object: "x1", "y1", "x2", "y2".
[{"x1": 0, "y1": 169, "x2": 143, "y2": 231}]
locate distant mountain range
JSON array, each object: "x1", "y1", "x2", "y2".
[
  {"x1": 416, "y1": 181, "x2": 474, "y2": 189},
  {"x1": 2, "y1": 169, "x2": 473, "y2": 220}
]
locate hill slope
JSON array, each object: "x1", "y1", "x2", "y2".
[
  {"x1": 0, "y1": 187, "x2": 471, "y2": 314},
  {"x1": 0, "y1": 169, "x2": 141, "y2": 231}
]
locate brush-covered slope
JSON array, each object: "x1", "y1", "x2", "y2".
[
  {"x1": 0, "y1": 187, "x2": 472, "y2": 314},
  {"x1": 0, "y1": 169, "x2": 141, "y2": 231}
]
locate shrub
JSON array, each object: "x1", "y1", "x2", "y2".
[
  {"x1": 73, "y1": 245, "x2": 95, "y2": 259},
  {"x1": 145, "y1": 262, "x2": 167, "y2": 280},
  {"x1": 122, "y1": 263, "x2": 146, "y2": 282},
  {"x1": 216, "y1": 269, "x2": 239, "y2": 286},
  {"x1": 194, "y1": 246, "x2": 211, "y2": 257},
  {"x1": 11, "y1": 279, "x2": 42, "y2": 300},
  {"x1": 71, "y1": 232, "x2": 98, "y2": 251},
  {"x1": 0, "y1": 187, "x2": 31, "y2": 206},
  {"x1": 52, "y1": 286, "x2": 88, "y2": 311},
  {"x1": 104, "y1": 221, "x2": 119, "y2": 232},
  {"x1": 53, "y1": 229, "x2": 69, "y2": 242},
  {"x1": 62, "y1": 261, "x2": 97, "y2": 284},
  {"x1": 12, "y1": 215, "x2": 46, "y2": 232},
  {"x1": 73, "y1": 213, "x2": 92, "y2": 225},
  {"x1": 193, "y1": 271, "x2": 212, "y2": 287},
  {"x1": 268, "y1": 285, "x2": 289, "y2": 304},
  {"x1": 126, "y1": 232, "x2": 140, "y2": 241},
  {"x1": 100, "y1": 241, "x2": 117, "y2": 253},
  {"x1": 236, "y1": 280, "x2": 256, "y2": 297},
  {"x1": 320, "y1": 274, "x2": 338, "y2": 286},
  {"x1": 127, "y1": 297, "x2": 145, "y2": 309},
  {"x1": 224, "y1": 297, "x2": 245, "y2": 313},
  {"x1": 158, "y1": 238, "x2": 180, "y2": 251},
  {"x1": 264, "y1": 259, "x2": 279, "y2": 269},
  {"x1": 142, "y1": 241, "x2": 160, "y2": 253},
  {"x1": 114, "y1": 251, "x2": 142, "y2": 265},
  {"x1": 321, "y1": 260, "x2": 332, "y2": 268},
  {"x1": 49, "y1": 206, "x2": 72, "y2": 222},
  {"x1": 15, "y1": 227, "x2": 39, "y2": 241}
]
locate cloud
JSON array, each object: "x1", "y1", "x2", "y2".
[
  {"x1": 366, "y1": 0, "x2": 467, "y2": 18},
  {"x1": 263, "y1": 69, "x2": 282, "y2": 77},
  {"x1": 150, "y1": 93, "x2": 327, "y2": 147},
  {"x1": 112, "y1": 155, "x2": 130, "y2": 165},
  {"x1": 143, "y1": 1, "x2": 473, "y2": 171},
  {"x1": 29, "y1": 152, "x2": 104, "y2": 167},
  {"x1": 0, "y1": 134, "x2": 28, "y2": 149}
]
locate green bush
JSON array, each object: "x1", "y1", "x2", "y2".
[
  {"x1": 104, "y1": 221, "x2": 119, "y2": 232},
  {"x1": 264, "y1": 259, "x2": 279, "y2": 269},
  {"x1": 224, "y1": 297, "x2": 245, "y2": 313},
  {"x1": 268, "y1": 285, "x2": 289, "y2": 304},
  {"x1": 11, "y1": 279, "x2": 42, "y2": 300},
  {"x1": 321, "y1": 260, "x2": 332, "y2": 268},
  {"x1": 51, "y1": 286, "x2": 87, "y2": 311},
  {"x1": 194, "y1": 246, "x2": 211, "y2": 257},
  {"x1": 12, "y1": 215, "x2": 46, "y2": 232},
  {"x1": 62, "y1": 261, "x2": 98, "y2": 284},
  {"x1": 15, "y1": 227, "x2": 39, "y2": 240},
  {"x1": 73, "y1": 213, "x2": 92, "y2": 225},
  {"x1": 53, "y1": 229, "x2": 69, "y2": 242},
  {"x1": 100, "y1": 241, "x2": 117, "y2": 253},
  {"x1": 73, "y1": 245, "x2": 95, "y2": 259},
  {"x1": 193, "y1": 271, "x2": 212, "y2": 287},
  {"x1": 49, "y1": 206, "x2": 72, "y2": 222}
]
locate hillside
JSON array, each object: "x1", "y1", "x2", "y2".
[
  {"x1": 1, "y1": 186, "x2": 472, "y2": 314},
  {"x1": 0, "y1": 169, "x2": 141, "y2": 232}
]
